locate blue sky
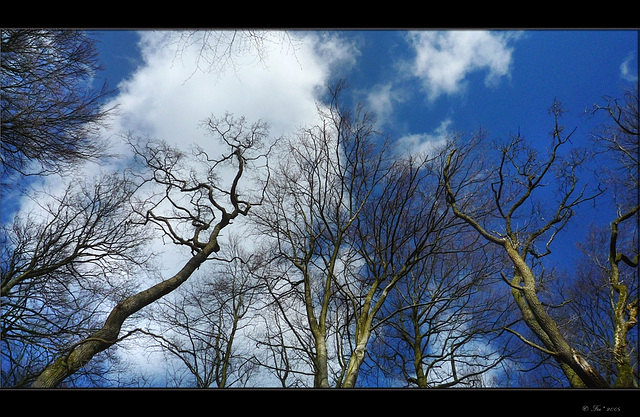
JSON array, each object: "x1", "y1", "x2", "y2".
[
  {"x1": 8, "y1": 29, "x2": 636, "y2": 272},
  {"x1": 7, "y1": 30, "x2": 638, "y2": 257},
  {"x1": 93, "y1": 30, "x2": 636, "y2": 257},
  {"x1": 93, "y1": 29, "x2": 637, "y2": 149}
]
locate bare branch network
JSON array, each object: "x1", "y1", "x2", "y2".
[{"x1": 1, "y1": 30, "x2": 637, "y2": 389}]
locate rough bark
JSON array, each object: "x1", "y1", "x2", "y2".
[
  {"x1": 504, "y1": 242, "x2": 609, "y2": 388},
  {"x1": 609, "y1": 205, "x2": 639, "y2": 388}
]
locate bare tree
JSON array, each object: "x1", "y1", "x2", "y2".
[
  {"x1": 251, "y1": 81, "x2": 396, "y2": 387},
  {"x1": 566, "y1": 224, "x2": 638, "y2": 388},
  {"x1": 167, "y1": 30, "x2": 298, "y2": 83},
  {"x1": 1, "y1": 173, "x2": 152, "y2": 387},
  {"x1": 143, "y1": 235, "x2": 261, "y2": 388},
  {"x1": 366, "y1": 227, "x2": 510, "y2": 388},
  {"x1": 442, "y1": 100, "x2": 610, "y2": 388},
  {"x1": 249, "y1": 248, "x2": 319, "y2": 387},
  {"x1": 606, "y1": 206, "x2": 638, "y2": 388},
  {"x1": 338, "y1": 148, "x2": 462, "y2": 388},
  {"x1": 591, "y1": 88, "x2": 638, "y2": 198},
  {"x1": 1, "y1": 30, "x2": 113, "y2": 182},
  {"x1": 355, "y1": 140, "x2": 514, "y2": 388},
  {"x1": 564, "y1": 88, "x2": 639, "y2": 388},
  {"x1": 251, "y1": 82, "x2": 487, "y2": 388},
  {"x1": 29, "y1": 114, "x2": 272, "y2": 387}
]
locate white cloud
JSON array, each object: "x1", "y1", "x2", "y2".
[
  {"x1": 366, "y1": 82, "x2": 405, "y2": 126},
  {"x1": 405, "y1": 31, "x2": 518, "y2": 102},
  {"x1": 620, "y1": 50, "x2": 638, "y2": 83},
  {"x1": 88, "y1": 31, "x2": 358, "y2": 163},
  {"x1": 108, "y1": 31, "x2": 357, "y2": 150},
  {"x1": 397, "y1": 118, "x2": 453, "y2": 156}
]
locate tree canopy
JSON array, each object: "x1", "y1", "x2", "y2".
[{"x1": 1, "y1": 30, "x2": 637, "y2": 391}]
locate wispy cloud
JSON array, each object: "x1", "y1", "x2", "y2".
[
  {"x1": 404, "y1": 31, "x2": 520, "y2": 102},
  {"x1": 620, "y1": 50, "x2": 638, "y2": 82},
  {"x1": 397, "y1": 118, "x2": 453, "y2": 157},
  {"x1": 365, "y1": 82, "x2": 405, "y2": 126}
]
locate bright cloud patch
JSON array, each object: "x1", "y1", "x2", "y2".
[
  {"x1": 105, "y1": 31, "x2": 358, "y2": 153},
  {"x1": 366, "y1": 82, "x2": 404, "y2": 126},
  {"x1": 406, "y1": 31, "x2": 518, "y2": 101},
  {"x1": 397, "y1": 118, "x2": 453, "y2": 156}
]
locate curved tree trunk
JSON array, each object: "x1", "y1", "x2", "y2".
[
  {"x1": 32, "y1": 227, "x2": 224, "y2": 388},
  {"x1": 504, "y1": 243, "x2": 610, "y2": 388},
  {"x1": 443, "y1": 144, "x2": 612, "y2": 389}
]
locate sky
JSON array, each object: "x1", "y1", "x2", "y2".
[
  {"x1": 88, "y1": 29, "x2": 637, "y2": 384},
  {"x1": 92, "y1": 30, "x2": 638, "y2": 135},
  {"x1": 6, "y1": 29, "x2": 638, "y2": 230},
  {"x1": 86, "y1": 29, "x2": 637, "y2": 264},
  {"x1": 91, "y1": 29, "x2": 639, "y2": 163},
  {"x1": 3, "y1": 29, "x2": 638, "y2": 386},
  {"x1": 7, "y1": 28, "x2": 638, "y2": 295}
]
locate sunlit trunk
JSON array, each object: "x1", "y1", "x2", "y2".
[
  {"x1": 609, "y1": 206, "x2": 639, "y2": 388},
  {"x1": 342, "y1": 336, "x2": 369, "y2": 388},
  {"x1": 505, "y1": 243, "x2": 609, "y2": 388},
  {"x1": 313, "y1": 341, "x2": 330, "y2": 388}
]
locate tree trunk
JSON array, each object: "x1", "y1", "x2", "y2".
[
  {"x1": 342, "y1": 336, "x2": 369, "y2": 388},
  {"x1": 313, "y1": 341, "x2": 330, "y2": 388},
  {"x1": 611, "y1": 265, "x2": 636, "y2": 388},
  {"x1": 32, "y1": 233, "x2": 223, "y2": 388},
  {"x1": 504, "y1": 243, "x2": 610, "y2": 388},
  {"x1": 609, "y1": 206, "x2": 639, "y2": 388}
]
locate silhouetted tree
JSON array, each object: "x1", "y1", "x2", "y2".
[
  {"x1": 564, "y1": 88, "x2": 639, "y2": 387},
  {"x1": 1, "y1": 173, "x2": 152, "y2": 387},
  {"x1": 30, "y1": 114, "x2": 272, "y2": 387},
  {"x1": 1, "y1": 30, "x2": 113, "y2": 182},
  {"x1": 442, "y1": 100, "x2": 609, "y2": 388}
]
